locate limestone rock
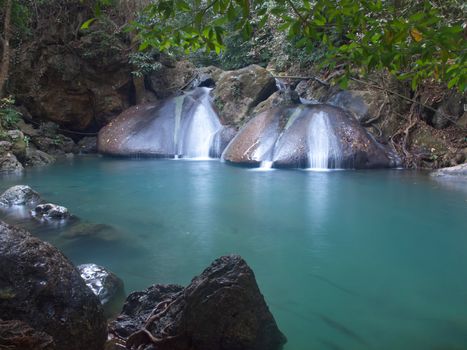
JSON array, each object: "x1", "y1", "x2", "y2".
[
  {"x1": 0, "y1": 221, "x2": 107, "y2": 350},
  {"x1": 213, "y1": 65, "x2": 277, "y2": 127},
  {"x1": 78, "y1": 264, "x2": 125, "y2": 317},
  {"x1": 109, "y1": 255, "x2": 286, "y2": 350},
  {"x1": 0, "y1": 185, "x2": 40, "y2": 207}
]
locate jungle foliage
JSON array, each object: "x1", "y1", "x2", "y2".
[{"x1": 124, "y1": 0, "x2": 466, "y2": 91}]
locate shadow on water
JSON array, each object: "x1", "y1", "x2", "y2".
[
  {"x1": 308, "y1": 273, "x2": 358, "y2": 296},
  {"x1": 269, "y1": 301, "x2": 370, "y2": 348},
  {"x1": 317, "y1": 314, "x2": 369, "y2": 347}
]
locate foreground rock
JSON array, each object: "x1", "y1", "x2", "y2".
[
  {"x1": 0, "y1": 319, "x2": 54, "y2": 350},
  {"x1": 0, "y1": 185, "x2": 41, "y2": 207},
  {"x1": 0, "y1": 221, "x2": 107, "y2": 350},
  {"x1": 109, "y1": 255, "x2": 286, "y2": 350},
  {"x1": 431, "y1": 163, "x2": 467, "y2": 177},
  {"x1": 78, "y1": 264, "x2": 125, "y2": 317}
]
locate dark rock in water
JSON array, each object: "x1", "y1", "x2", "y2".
[
  {"x1": 77, "y1": 136, "x2": 98, "y2": 154},
  {"x1": 0, "y1": 153, "x2": 24, "y2": 173},
  {"x1": 78, "y1": 264, "x2": 125, "y2": 318},
  {"x1": 212, "y1": 65, "x2": 277, "y2": 127},
  {"x1": 0, "y1": 221, "x2": 107, "y2": 350},
  {"x1": 109, "y1": 255, "x2": 286, "y2": 350},
  {"x1": 0, "y1": 185, "x2": 41, "y2": 207},
  {"x1": 98, "y1": 87, "x2": 226, "y2": 158},
  {"x1": 431, "y1": 163, "x2": 467, "y2": 177},
  {"x1": 31, "y1": 134, "x2": 77, "y2": 155},
  {"x1": 23, "y1": 149, "x2": 55, "y2": 167},
  {"x1": 0, "y1": 319, "x2": 55, "y2": 350},
  {"x1": 222, "y1": 104, "x2": 395, "y2": 169},
  {"x1": 32, "y1": 203, "x2": 70, "y2": 221}
]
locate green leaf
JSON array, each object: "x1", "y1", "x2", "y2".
[{"x1": 80, "y1": 18, "x2": 96, "y2": 30}]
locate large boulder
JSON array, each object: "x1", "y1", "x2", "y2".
[
  {"x1": 0, "y1": 221, "x2": 107, "y2": 350},
  {"x1": 78, "y1": 264, "x2": 125, "y2": 317},
  {"x1": 222, "y1": 104, "x2": 396, "y2": 169},
  {"x1": 98, "y1": 88, "x2": 226, "y2": 158},
  {"x1": 0, "y1": 185, "x2": 41, "y2": 207},
  {"x1": 212, "y1": 65, "x2": 277, "y2": 127},
  {"x1": 109, "y1": 255, "x2": 286, "y2": 350}
]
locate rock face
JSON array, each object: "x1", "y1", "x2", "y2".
[
  {"x1": 77, "y1": 264, "x2": 125, "y2": 317},
  {"x1": 98, "y1": 88, "x2": 229, "y2": 158},
  {"x1": 222, "y1": 104, "x2": 395, "y2": 169},
  {"x1": 431, "y1": 163, "x2": 467, "y2": 177},
  {"x1": 0, "y1": 221, "x2": 107, "y2": 350},
  {"x1": 11, "y1": 22, "x2": 133, "y2": 132},
  {"x1": 109, "y1": 255, "x2": 286, "y2": 350},
  {"x1": 212, "y1": 65, "x2": 277, "y2": 126},
  {"x1": 0, "y1": 185, "x2": 41, "y2": 207}
]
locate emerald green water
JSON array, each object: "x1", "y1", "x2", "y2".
[{"x1": 1, "y1": 157, "x2": 466, "y2": 350}]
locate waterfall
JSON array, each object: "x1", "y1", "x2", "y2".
[
  {"x1": 178, "y1": 87, "x2": 223, "y2": 159},
  {"x1": 307, "y1": 111, "x2": 342, "y2": 169}
]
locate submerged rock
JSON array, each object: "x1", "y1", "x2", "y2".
[
  {"x1": 61, "y1": 222, "x2": 120, "y2": 240},
  {"x1": 109, "y1": 255, "x2": 286, "y2": 350},
  {"x1": 222, "y1": 104, "x2": 395, "y2": 169},
  {"x1": 32, "y1": 203, "x2": 70, "y2": 221},
  {"x1": 98, "y1": 87, "x2": 227, "y2": 158},
  {"x1": 0, "y1": 221, "x2": 107, "y2": 350},
  {"x1": 0, "y1": 185, "x2": 41, "y2": 207},
  {"x1": 78, "y1": 264, "x2": 125, "y2": 317}
]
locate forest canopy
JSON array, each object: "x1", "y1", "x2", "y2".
[{"x1": 117, "y1": 0, "x2": 466, "y2": 91}]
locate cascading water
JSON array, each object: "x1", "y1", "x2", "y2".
[
  {"x1": 307, "y1": 111, "x2": 342, "y2": 169},
  {"x1": 98, "y1": 87, "x2": 228, "y2": 159},
  {"x1": 178, "y1": 88, "x2": 223, "y2": 159}
]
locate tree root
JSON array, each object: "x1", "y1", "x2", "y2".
[
  {"x1": 390, "y1": 93, "x2": 421, "y2": 167},
  {"x1": 125, "y1": 294, "x2": 182, "y2": 349}
]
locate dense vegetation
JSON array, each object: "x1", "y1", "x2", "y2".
[{"x1": 125, "y1": 0, "x2": 466, "y2": 91}]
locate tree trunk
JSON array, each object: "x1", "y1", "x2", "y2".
[{"x1": 0, "y1": 0, "x2": 13, "y2": 98}]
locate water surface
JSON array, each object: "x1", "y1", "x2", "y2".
[{"x1": 1, "y1": 157, "x2": 466, "y2": 350}]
